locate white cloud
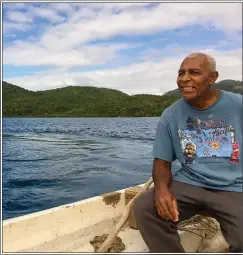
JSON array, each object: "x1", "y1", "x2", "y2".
[
  {"x1": 3, "y1": 2, "x2": 28, "y2": 11},
  {"x1": 3, "y1": 4, "x2": 66, "y2": 35},
  {"x1": 31, "y1": 7, "x2": 66, "y2": 23},
  {"x1": 6, "y1": 11, "x2": 33, "y2": 23},
  {"x1": 37, "y1": 3, "x2": 242, "y2": 49},
  {"x1": 3, "y1": 22, "x2": 33, "y2": 34},
  {"x1": 5, "y1": 6, "x2": 65, "y2": 26},
  {"x1": 3, "y1": 3, "x2": 242, "y2": 95},
  {"x1": 3, "y1": 41, "x2": 130, "y2": 67},
  {"x1": 5, "y1": 48, "x2": 242, "y2": 95},
  {"x1": 48, "y1": 3, "x2": 75, "y2": 13},
  {"x1": 3, "y1": 3, "x2": 242, "y2": 66}
]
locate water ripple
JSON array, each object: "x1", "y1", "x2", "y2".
[{"x1": 2, "y1": 117, "x2": 181, "y2": 220}]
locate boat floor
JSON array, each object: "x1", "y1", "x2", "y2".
[
  {"x1": 76, "y1": 227, "x2": 149, "y2": 253},
  {"x1": 18, "y1": 221, "x2": 227, "y2": 253},
  {"x1": 18, "y1": 225, "x2": 148, "y2": 253}
]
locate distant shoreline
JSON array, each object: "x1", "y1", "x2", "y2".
[
  {"x1": 3, "y1": 80, "x2": 242, "y2": 117},
  {"x1": 2, "y1": 116, "x2": 161, "y2": 118}
]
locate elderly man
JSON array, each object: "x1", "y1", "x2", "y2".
[{"x1": 134, "y1": 53, "x2": 242, "y2": 253}]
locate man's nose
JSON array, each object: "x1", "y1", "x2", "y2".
[{"x1": 181, "y1": 73, "x2": 191, "y2": 82}]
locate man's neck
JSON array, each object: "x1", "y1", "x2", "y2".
[{"x1": 187, "y1": 89, "x2": 221, "y2": 110}]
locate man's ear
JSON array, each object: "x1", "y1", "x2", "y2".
[{"x1": 209, "y1": 71, "x2": 219, "y2": 85}]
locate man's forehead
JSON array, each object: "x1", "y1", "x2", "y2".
[{"x1": 179, "y1": 55, "x2": 208, "y2": 70}]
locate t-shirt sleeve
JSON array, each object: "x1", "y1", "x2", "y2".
[{"x1": 153, "y1": 114, "x2": 175, "y2": 162}]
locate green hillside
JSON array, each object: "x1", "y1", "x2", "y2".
[
  {"x1": 2, "y1": 79, "x2": 242, "y2": 117},
  {"x1": 164, "y1": 79, "x2": 243, "y2": 96}
]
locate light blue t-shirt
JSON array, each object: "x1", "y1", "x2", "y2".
[{"x1": 153, "y1": 90, "x2": 242, "y2": 192}]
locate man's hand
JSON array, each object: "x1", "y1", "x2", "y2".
[{"x1": 154, "y1": 185, "x2": 179, "y2": 222}]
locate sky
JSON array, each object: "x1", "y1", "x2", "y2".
[{"x1": 2, "y1": 2, "x2": 242, "y2": 95}]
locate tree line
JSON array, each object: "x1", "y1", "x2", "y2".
[{"x1": 2, "y1": 80, "x2": 242, "y2": 117}]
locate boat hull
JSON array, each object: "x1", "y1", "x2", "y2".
[{"x1": 3, "y1": 184, "x2": 229, "y2": 253}]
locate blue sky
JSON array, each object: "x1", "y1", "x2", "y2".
[{"x1": 2, "y1": 2, "x2": 242, "y2": 95}]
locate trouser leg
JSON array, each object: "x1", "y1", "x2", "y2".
[
  {"x1": 133, "y1": 180, "x2": 206, "y2": 253},
  {"x1": 204, "y1": 189, "x2": 243, "y2": 253}
]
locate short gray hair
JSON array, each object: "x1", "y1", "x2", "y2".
[{"x1": 186, "y1": 52, "x2": 216, "y2": 72}]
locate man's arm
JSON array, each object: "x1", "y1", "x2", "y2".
[
  {"x1": 152, "y1": 110, "x2": 179, "y2": 222},
  {"x1": 152, "y1": 158, "x2": 179, "y2": 222},
  {"x1": 152, "y1": 158, "x2": 172, "y2": 190}
]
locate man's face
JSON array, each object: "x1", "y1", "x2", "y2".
[{"x1": 177, "y1": 55, "x2": 218, "y2": 101}]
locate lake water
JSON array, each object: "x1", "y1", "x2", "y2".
[{"x1": 2, "y1": 117, "x2": 181, "y2": 220}]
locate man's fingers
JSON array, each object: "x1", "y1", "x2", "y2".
[
  {"x1": 172, "y1": 199, "x2": 179, "y2": 221},
  {"x1": 154, "y1": 190, "x2": 179, "y2": 222},
  {"x1": 167, "y1": 199, "x2": 178, "y2": 221},
  {"x1": 165, "y1": 199, "x2": 177, "y2": 221},
  {"x1": 155, "y1": 201, "x2": 164, "y2": 217},
  {"x1": 155, "y1": 200, "x2": 162, "y2": 215},
  {"x1": 155, "y1": 200, "x2": 172, "y2": 220},
  {"x1": 173, "y1": 199, "x2": 179, "y2": 215},
  {"x1": 158, "y1": 199, "x2": 174, "y2": 221},
  {"x1": 164, "y1": 206, "x2": 174, "y2": 220},
  {"x1": 158, "y1": 208, "x2": 170, "y2": 220}
]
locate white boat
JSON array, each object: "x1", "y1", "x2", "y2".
[{"x1": 3, "y1": 183, "x2": 229, "y2": 253}]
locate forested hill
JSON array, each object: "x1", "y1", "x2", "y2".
[
  {"x1": 2, "y1": 79, "x2": 242, "y2": 117},
  {"x1": 164, "y1": 79, "x2": 243, "y2": 96}
]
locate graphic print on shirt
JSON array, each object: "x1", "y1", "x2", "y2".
[{"x1": 178, "y1": 116, "x2": 240, "y2": 165}]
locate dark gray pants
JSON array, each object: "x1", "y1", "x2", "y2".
[{"x1": 134, "y1": 180, "x2": 242, "y2": 253}]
